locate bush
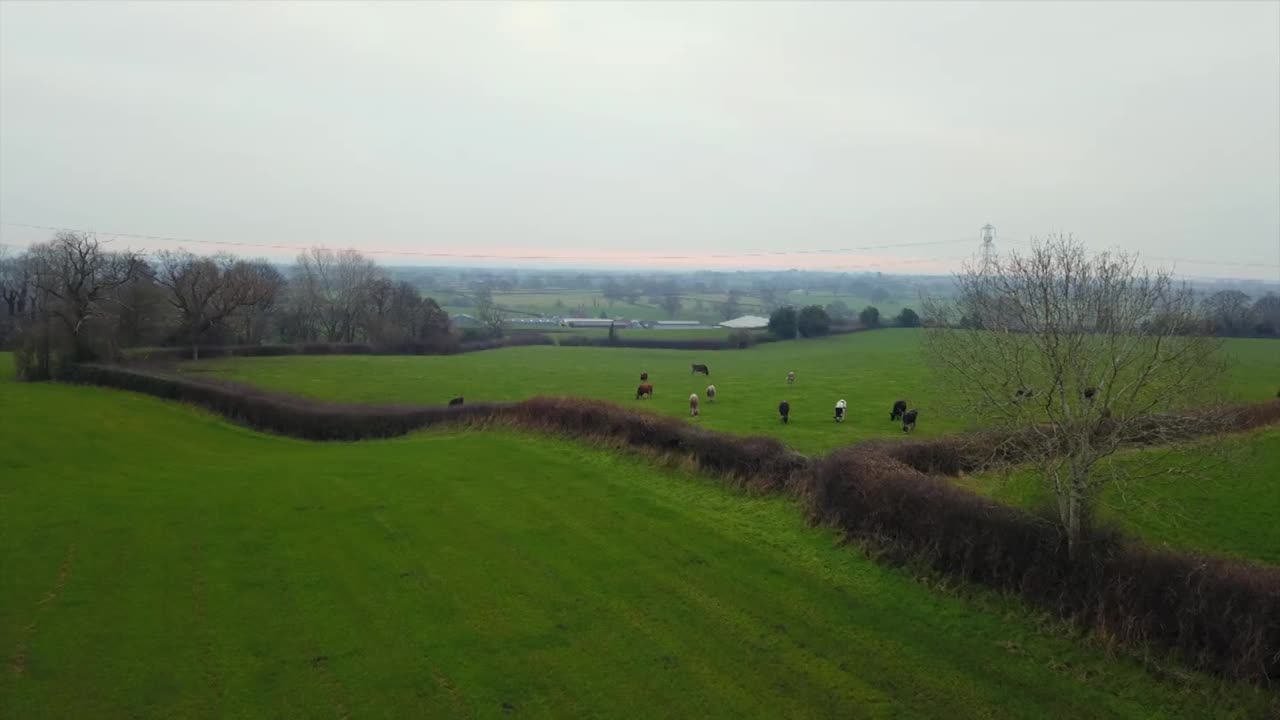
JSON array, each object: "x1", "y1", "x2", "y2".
[
  {"x1": 797, "y1": 305, "x2": 831, "y2": 337},
  {"x1": 897, "y1": 308, "x2": 921, "y2": 327},
  {"x1": 859, "y1": 306, "x2": 881, "y2": 328},
  {"x1": 806, "y1": 448, "x2": 1280, "y2": 682},
  {"x1": 768, "y1": 306, "x2": 798, "y2": 338}
]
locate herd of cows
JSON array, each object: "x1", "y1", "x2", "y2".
[
  {"x1": 445, "y1": 361, "x2": 924, "y2": 432},
  {"x1": 632, "y1": 363, "x2": 923, "y2": 432}
]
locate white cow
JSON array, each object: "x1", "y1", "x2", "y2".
[
  {"x1": 706, "y1": 384, "x2": 717, "y2": 402},
  {"x1": 834, "y1": 398, "x2": 847, "y2": 423},
  {"x1": 689, "y1": 393, "x2": 701, "y2": 417}
]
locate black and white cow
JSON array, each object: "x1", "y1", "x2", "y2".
[{"x1": 890, "y1": 400, "x2": 907, "y2": 421}]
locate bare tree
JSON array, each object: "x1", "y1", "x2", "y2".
[
  {"x1": 293, "y1": 247, "x2": 380, "y2": 342},
  {"x1": 1204, "y1": 289, "x2": 1252, "y2": 336},
  {"x1": 28, "y1": 231, "x2": 145, "y2": 363},
  {"x1": 107, "y1": 261, "x2": 172, "y2": 348},
  {"x1": 1250, "y1": 293, "x2": 1280, "y2": 336},
  {"x1": 473, "y1": 287, "x2": 504, "y2": 337},
  {"x1": 1, "y1": 247, "x2": 34, "y2": 318},
  {"x1": 229, "y1": 261, "x2": 286, "y2": 345},
  {"x1": 923, "y1": 235, "x2": 1226, "y2": 559},
  {"x1": 156, "y1": 251, "x2": 284, "y2": 358}
]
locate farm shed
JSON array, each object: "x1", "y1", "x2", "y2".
[{"x1": 718, "y1": 315, "x2": 770, "y2": 330}]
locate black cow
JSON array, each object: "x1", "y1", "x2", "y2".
[
  {"x1": 640, "y1": 372, "x2": 649, "y2": 381},
  {"x1": 1083, "y1": 386, "x2": 1098, "y2": 401},
  {"x1": 890, "y1": 400, "x2": 907, "y2": 421},
  {"x1": 1014, "y1": 386, "x2": 1035, "y2": 401},
  {"x1": 778, "y1": 400, "x2": 791, "y2": 424},
  {"x1": 448, "y1": 396, "x2": 464, "y2": 407},
  {"x1": 901, "y1": 409, "x2": 918, "y2": 432},
  {"x1": 691, "y1": 363, "x2": 710, "y2": 376}
]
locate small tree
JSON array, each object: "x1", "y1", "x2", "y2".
[
  {"x1": 923, "y1": 235, "x2": 1226, "y2": 559},
  {"x1": 474, "y1": 289, "x2": 505, "y2": 337},
  {"x1": 768, "y1": 306, "x2": 798, "y2": 338},
  {"x1": 896, "y1": 307, "x2": 921, "y2": 327},
  {"x1": 660, "y1": 293, "x2": 683, "y2": 318},
  {"x1": 797, "y1": 305, "x2": 831, "y2": 337},
  {"x1": 859, "y1": 306, "x2": 881, "y2": 328}
]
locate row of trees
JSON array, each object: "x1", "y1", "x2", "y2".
[
  {"x1": 0, "y1": 233, "x2": 452, "y2": 378},
  {"x1": 764, "y1": 303, "x2": 922, "y2": 339},
  {"x1": 1202, "y1": 289, "x2": 1280, "y2": 337}
]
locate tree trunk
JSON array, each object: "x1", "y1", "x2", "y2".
[{"x1": 1065, "y1": 492, "x2": 1084, "y2": 561}]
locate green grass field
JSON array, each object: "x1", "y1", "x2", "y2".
[
  {"x1": 443, "y1": 290, "x2": 741, "y2": 326},
  {"x1": 958, "y1": 429, "x2": 1280, "y2": 566},
  {"x1": 2, "y1": 358, "x2": 1273, "y2": 718},
  {"x1": 189, "y1": 331, "x2": 1280, "y2": 455}
]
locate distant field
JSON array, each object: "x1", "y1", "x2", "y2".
[
  {"x1": 959, "y1": 429, "x2": 1280, "y2": 566},
  {"x1": 188, "y1": 331, "x2": 1280, "y2": 455},
  {"x1": 437, "y1": 287, "x2": 918, "y2": 327},
  {"x1": 2, "y1": 358, "x2": 1271, "y2": 718}
]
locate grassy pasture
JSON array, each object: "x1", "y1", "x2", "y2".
[
  {"x1": 1, "y1": 361, "x2": 1272, "y2": 718},
  {"x1": 188, "y1": 331, "x2": 1280, "y2": 455},
  {"x1": 958, "y1": 428, "x2": 1280, "y2": 566}
]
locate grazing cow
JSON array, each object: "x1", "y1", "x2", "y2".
[
  {"x1": 890, "y1": 399, "x2": 907, "y2": 421},
  {"x1": 778, "y1": 400, "x2": 791, "y2": 424},
  {"x1": 786, "y1": 371, "x2": 796, "y2": 386},
  {"x1": 640, "y1": 372, "x2": 649, "y2": 381},
  {"x1": 834, "y1": 399, "x2": 847, "y2": 423},
  {"x1": 1014, "y1": 386, "x2": 1035, "y2": 401},
  {"x1": 706, "y1": 384, "x2": 717, "y2": 402},
  {"x1": 448, "y1": 396, "x2": 464, "y2": 407},
  {"x1": 636, "y1": 383, "x2": 654, "y2": 399},
  {"x1": 689, "y1": 393, "x2": 701, "y2": 417},
  {"x1": 1083, "y1": 386, "x2": 1098, "y2": 401},
  {"x1": 691, "y1": 363, "x2": 710, "y2": 376},
  {"x1": 902, "y1": 409, "x2": 918, "y2": 433}
]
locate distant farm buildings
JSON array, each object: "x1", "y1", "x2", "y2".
[
  {"x1": 560, "y1": 318, "x2": 633, "y2": 329},
  {"x1": 718, "y1": 315, "x2": 770, "y2": 330}
]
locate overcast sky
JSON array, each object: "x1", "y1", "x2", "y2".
[{"x1": 1, "y1": 1, "x2": 1278, "y2": 278}]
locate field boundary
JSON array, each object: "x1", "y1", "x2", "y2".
[
  {"x1": 121, "y1": 324, "x2": 888, "y2": 363},
  {"x1": 53, "y1": 363, "x2": 1280, "y2": 684}
]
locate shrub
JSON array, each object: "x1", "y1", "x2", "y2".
[
  {"x1": 797, "y1": 305, "x2": 831, "y2": 337},
  {"x1": 897, "y1": 308, "x2": 921, "y2": 327},
  {"x1": 768, "y1": 306, "x2": 798, "y2": 338},
  {"x1": 806, "y1": 448, "x2": 1280, "y2": 682},
  {"x1": 859, "y1": 306, "x2": 881, "y2": 328}
]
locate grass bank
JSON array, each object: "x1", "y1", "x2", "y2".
[{"x1": 1, "y1": 367, "x2": 1274, "y2": 717}]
